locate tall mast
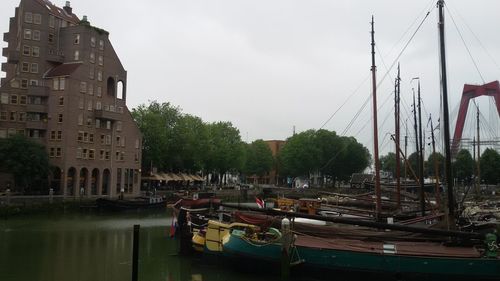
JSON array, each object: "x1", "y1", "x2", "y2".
[
  {"x1": 476, "y1": 106, "x2": 481, "y2": 195},
  {"x1": 371, "y1": 16, "x2": 382, "y2": 219},
  {"x1": 405, "y1": 121, "x2": 408, "y2": 182},
  {"x1": 417, "y1": 81, "x2": 425, "y2": 216},
  {"x1": 438, "y1": 0, "x2": 455, "y2": 222},
  {"x1": 394, "y1": 65, "x2": 401, "y2": 208},
  {"x1": 412, "y1": 89, "x2": 419, "y2": 187},
  {"x1": 430, "y1": 115, "x2": 441, "y2": 208}
]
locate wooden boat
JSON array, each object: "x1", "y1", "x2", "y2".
[
  {"x1": 220, "y1": 223, "x2": 500, "y2": 280},
  {"x1": 96, "y1": 196, "x2": 166, "y2": 211}
]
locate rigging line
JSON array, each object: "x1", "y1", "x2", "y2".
[
  {"x1": 445, "y1": 4, "x2": 485, "y2": 84},
  {"x1": 319, "y1": 74, "x2": 370, "y2": 130},
  {"x1": 447, "y1": 3, "x2": 500, "y2": 74},
  {"x1": 375, "y1": 6, "x2": 433, "y2": 90},
  {"x1": 340, "y1": 93, "x2": 370, "y2": 136}
]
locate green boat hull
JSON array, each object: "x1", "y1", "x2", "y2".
[{"x1": 222, "y1": 233, "x2": 500, "y2": 280}]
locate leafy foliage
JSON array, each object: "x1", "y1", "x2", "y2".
[
  {"x1": 480, "y1": 148, "x2": 500, "y2": 184},
  {"x1": 0, "y1": 134, "x2": 50, "y2": 192},
  {"x1": 453, "y1": 149, "x2": 474, "y2": 183},
  {"x1": 244, "y1": 139, "x2": 274, "y2": 176}
]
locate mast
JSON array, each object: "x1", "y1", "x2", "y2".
[
  {"x1": 476, "y1": 106, "x2": 481, "y2": 195},
  {"x1": 430, "y1": 115, "x2": 441, "y2": 208},
  {"x1": 437, "y1": 0, "x2": 455, "y2": 222},
  {"x1": 371, "y1": 16, "x2": 382, "y2": 219},
  {"x1": 405, "y1": 121, "x2": 408, "y2": 183},
  {"x1": 417, "y1": 80, "x2": 425, "y2": 216},
  {"x1": 412, "y1": 89, "x2": 419, "y2": 187},
  {"x1": 394, "y1": 65, "x2": 401, "y2": 208}
]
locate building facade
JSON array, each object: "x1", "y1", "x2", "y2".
[{"x1": 0, "y1": 0, "x2": 142, "y2": 197}]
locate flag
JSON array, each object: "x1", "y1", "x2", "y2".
[
  {"x1": 169, "y1": 216, "x2": 177, "y2": 238},
  {"x1": 255, "y1": 197, "x2": 265, "y2": 208}
]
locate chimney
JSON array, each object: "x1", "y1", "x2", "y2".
[{"x1": 63, "y1": 1, "x2": 72, "y2": 14}]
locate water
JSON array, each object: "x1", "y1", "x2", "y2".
[{"x1": 0, "y1": 211, "x2": 279, "y2": 281}]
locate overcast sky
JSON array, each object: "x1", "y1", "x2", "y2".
[{"x1": 2, "y1": 0, "x2": 500, "y2": 157}]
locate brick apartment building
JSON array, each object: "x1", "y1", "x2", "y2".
[
  {"x1": 0, "y1": 0, "x2": 142, "y2": 197},
  {"x1": 247, "y1": 140, "x2": 286, "y2": 185}
]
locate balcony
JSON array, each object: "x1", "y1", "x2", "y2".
[
  {"x1": 94, "y1": 109, "x2": 121, "y2": 121},
  {"x1": 26, "y1": 104, "x2": 48, "y2": 113},
  {"x1": 46, "y1": 53, "x2": 65, "y2": 63},
  {"x1": 27, "y1": 86, "x2": 50, "y2": 97},
  {"x1": 25, "y1": 120, "x2": 48, "y2": 130},
  {"x1": 3, "y1": 32, "x2": 8, "y2": 42},
  {"x1": 6, "y1": 49, "x2": 19, "y2": 64}
]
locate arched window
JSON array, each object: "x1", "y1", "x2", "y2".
[{"x1": 117, "y1": 81, "x2": 124, "y2": 100}]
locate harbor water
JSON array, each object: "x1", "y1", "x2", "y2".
[{"x1": 0, "y1": 210, "x2": 280, "y2": 281}]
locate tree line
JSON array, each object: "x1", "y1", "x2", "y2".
[
  {"x1": 380, "y1": 148, "x2": 500, "y2": 185},
  {"x1": 132, "y1": 101, "x2": 372, "y2": 186}
]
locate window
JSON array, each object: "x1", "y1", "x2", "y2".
[
  {"x1": 135, "y1": 139, "x2": 140, "y2": 149},
  {"x1": 58, "y1": 113, "x2": 63, "y2": 123},
  {"x1": 32, "y1": 46, "x2": 39, "y2": 57},
  {"x1": 83, "y1": 132, "x2": 89, "y2": 142},
  {"x1": 78, "y1": 98, "x2": 84, "y2": 109},
  {"x1": 76, "y1": 147, "x2": 82, "y2": 159},
  {"x1": 88, "y1": 84, "x2": 94, "y2": 95},
  {"x1": 1, "y1": 93, "x2": 8, "y2": 104},
  {"x1": 86, "y1": 118, "x2": 92, "y2": 126},
  {"x1": 74, "y1": 50, "x2": 79, "y2": 60},
  {"x1": 23, "y1": 45, "x2": 31, "y2": 56},
  {"x1": 89, "y1": 133, "x2": 94, "y2": 143},
  {"x1": 56, "y1": 147, "x2": 62, "y2": 157},
  {"x1": 116, "y1": 136, "x2": 121, "y2": 146},
  {"x1": 106, "y1": 121, "x2": 111, "y2": 130},
  {"x1": 90, "y1": 52, "x2": 95, "y2": 63},
  {"x1": 33, "y1": 14, "x2": 42, "y2": 24},
  {"x1": 50, "y1": 147, "x2": 55, "y2": 157},
  {"x1": 30, "y1": 80, "x2": 38, "y2": 86},
  {"x1": 116, "y1": 121, "x2": 122, "y2": 131},
  {"x1": 74, "y1": 34, "x2": 80, "y2": 44},
  {"x1": 23, "y1": 29, "x2": 32, "y2": 39},
  {"x1": 90, "y1": 37, "x2": 96, "y2": 47},
  {"x1": 105, "y1": 135, "x2": 111, "y2": 145},
  {"x1": 21, "y1": 62, "x2": 30, "y2": 72},
  {"x1": 99, "y1": 40, "x2": 104, "y2": 50},
  {"x1": 10, "y1": 95, "x2": 18, "y2": 104},
  {"x1": 97, "y1": 70, "x2": 102, "y2": 81},
  {"x1": 80, "y1": 82, "x2": 87, "y2": 93},
  {"x1": 78, "y1": 131, "x2": 84, "y2": 142},
  {"x1": 58, "y1": 96, "x2": 64, "y2": 106},
  {"x1": 78, "y1": 114, "x2": 83, "y2": 125},
  {"x1": 20, "y1": 95, "x2": 27, "y2": 105},
  {"x1": 87, "y1": 101, "x2": 92, "y2": 111},
  {"x1": 30, "y1": 63, "x2": 38, "y2": 73},
  {"x1": 105, "y1": 150, "x2": 110, "y2": 160},
  {"x1": 49, "y1": 15, "x2": 55, "y2": 28},
  {"x1": 57, "y1": 131, "x2": 62, "y2": 140},
  {"x1": 82, "y1": 149, "x2": 88, "y2": 159},
  {"x1": 98, "y1": 55, "x2": 103, "y2": 66},
  {"x1": 50, "y1": 131, "x2": 56, "y2": 140},
  {"x1": 100, "y1": 150, "x2": 105, "y2": 160},
  {"x1": 33, "y1": 30, "x2": 40, "y2": 41},
  {"x1": 20, "y1": 79, "x2": 28, "y2": 89},
  {"x1": 95, "y1": 119, "x2": 101, "y2": 128},
  {"x1": 60, "y1": 78, "x2": 65, "y2": 90},
  {"x1": 9, "y1": 128, "x2": 17, "y2": 137},
  {"x1": 95, "y1": 101, "x2": 101, "y2": 110},
  {"x1": 18, "y1": 112, "x2": 26, "y2": 122},
  {"x1": 89, "y1": 149, "x2": 95, "y2": 160},
  {"x1": 97, "y1": 86, "x2": 102, "y2": 97},
  {"x1": 89, "y1": 66, "x2": 95, "y2": 79},
  {"x1": 0, "y1": 112, "x2": 6, "y2": 121},
  {"x1": 10, "y1": 112, "x2": 17, "y2": 121},
  {"x1": 48, "y1": 33, "x2": 54, "y2": 43},
  {"x1": 10, "y1": 79, "x2": 20, "y2": 88},
  {"x1": 0, "y1": 129, "x2": 6, "y2": 138},
  {"x1": 53, "y1": 78, "x2": 59, "y2": 90},
  {"x1": 17, "y1": 129, "x2": 25, "y2": 136},
  {"x1": 24, "y1": 12, "x2": 33, "y2": 23}
]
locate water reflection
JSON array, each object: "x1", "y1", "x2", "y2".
[{"x1": 0, "y1": 211, "x2": 280, "y2": 281}]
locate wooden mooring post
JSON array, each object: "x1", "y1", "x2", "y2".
[
  {"x1": 281, "y1": 218, "x2": 291, "y2": 280},
  {"x1": 132, "y1": 224, "x2": 140, "y2": 281}
]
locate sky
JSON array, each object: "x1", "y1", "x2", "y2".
[{"x1": 2, "y1": 0, "x2": 500, "y2": 158}]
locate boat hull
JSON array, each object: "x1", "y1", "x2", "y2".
[{"x1": 96, "y1": 198, "x2": 166, "y2": 211}]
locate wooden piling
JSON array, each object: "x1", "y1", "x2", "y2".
[{"x1": 132, "y1": 224, "x2": 140, "y2": 281}]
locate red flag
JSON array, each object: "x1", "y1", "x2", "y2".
[{"x1": 255, "y1": 197, "x2": 265, "y2": 208}]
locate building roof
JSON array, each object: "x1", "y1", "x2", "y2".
[
  {"x1": 34, "y1": 0, "x2": 80, "y2": 24},
  {"x1": 44, "y1": 62, "x2": 82, "y2": 78}
]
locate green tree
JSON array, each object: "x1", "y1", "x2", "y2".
[
  {"x1": 170, "y1": 114, "x2": 209, "y2": 172},
  {"x1": 279, "y1": 130, "x2": 321, "y2": 177},
  {"x1": 131, "y1": 101, "x2": 181, "y2": 172},
  {"x1": 453, "y1": 149, "x2": 474, "y2": 183},
  {"x1": 380, "y1": 152, "x2": 397, "y2": 177},
  {"x1": 426, "y1": 152, "x2": 444, "y2": 179},
  {"x1": 207, "y1": 121, "x2": 245, "y2": 185},
  {"x1": 0, "y1": 134, "x2": 50, "y2": 193},
  {"x1": 480, "y1": 148, "x2": 500, "y2": 184},
  {"x1": 244, "y1": 140, "x2": 274, "y2": 177},
  {"x1": 335, "y1": 136, "x2": 371, "y2": 181}
]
